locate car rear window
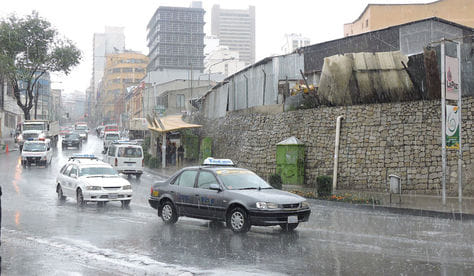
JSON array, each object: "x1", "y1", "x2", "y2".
[
  {"x1": 105, "y1": 134, "x2": 119, "y2": 140},
  {"x1": 117, "y1": 147, "x2": 142, "y2": 158}
]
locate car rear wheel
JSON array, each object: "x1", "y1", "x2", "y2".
[
  {"x1": 160, "y1": 201, "x2": 177, "y2": 224},
  {"x1": 97, "y1": 201, "x2": 106, "y2": 207},
  {"x1": 227, "y1": 207, "x2": 251, "y2": 233},
  {"x1": 57, "y1": 185, "x2": 66, "y2": 202},
  {"x1": 136, "y1": 174, "x2": 142, "y2": 179},
  {"x1": 280, "y1": 223, "x2": 299, "y2": 231},
  {"x1": 76, "y1": 189, "x2": 85, "y2": 208}
]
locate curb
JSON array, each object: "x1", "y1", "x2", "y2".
[{"x1": 308, "y1": 198, "x2": 474, "y2": 220}]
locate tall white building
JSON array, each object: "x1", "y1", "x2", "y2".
[
  {"x1": 281, "y1": 33, "x2": 311, "y2": 54},
  {"x1": 211, "y1": 5, "x2": 256, "y2": 66},
  {"x1": 88, "y1": 26, "x2": 125, "y2": 121},
  {"x1": 205, "y1": 46, "x2": 246, "y2": 80}
]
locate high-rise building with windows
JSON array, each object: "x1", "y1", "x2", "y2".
[
  {"x1": 146, "y1": 2, "x2": 205, "y2": 72},
  {"x1": 88, "y1": 26, "x2": 125, "y2": 122},
  {"x1": 211, "y1": 5, "x2": 256, "y2": 66}
]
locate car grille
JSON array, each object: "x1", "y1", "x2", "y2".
[
  {"x1": 23, "y1": 133, "x2": 38, "y2": 139},
  {"x1": 103, "y1": 187, "x2": 121, "y2": 191},
  {"x1": 282, "y1": 203, "x2": 300, "y2": 209},
  {"x1": 27, "y1": 157, "x2": 41, "y2": 162}
]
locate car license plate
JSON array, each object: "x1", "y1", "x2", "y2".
[
  {"x1": 288, "y1": 216, "x2": 298, "y2": 223},
  {"x1": 109, "y1": 194, "x2": 118, "y2": 199}
]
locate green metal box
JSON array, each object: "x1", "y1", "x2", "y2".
[{"x1": 276, "y1": 137, "x2": 305, "y2": 185}]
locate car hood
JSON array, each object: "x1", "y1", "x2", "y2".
[
  {"x1": 228, "y1": 189, "x2": 305, "y2": 204},
  {"x1": 81, "y1": 176, "x2": 130, "y2": 187}
]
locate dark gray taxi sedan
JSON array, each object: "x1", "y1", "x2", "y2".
[{"x1": 149, "y1": 160, "x2": 311, "y2": 233}]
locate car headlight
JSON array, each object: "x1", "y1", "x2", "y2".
[
  {"x1": 301, "y1": 201, "x2": 310, "y2": 208},
  {"x1": 256, "y1": 202, "x2": 279, "y2": 209},
  {"x1": 86, "y1": 186, "x2": 101, "y2": 190},
  {"x1": 123, "y1": 185, "x2": 132, "y2": 190}
]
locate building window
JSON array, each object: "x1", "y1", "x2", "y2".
[
  {"x1": 176, "y1": 94, "x2": 185, "y2": 109},
  {"x1": 122, "y1": 68, "x2": 133, "y2": 73},
  {"x1": 365, "y1": 19, "x2": 369, "y2": 28},
  {"x1": 112, "y1": 68, "x2": 121, "y2": 73}
]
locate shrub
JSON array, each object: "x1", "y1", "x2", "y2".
[
  {"x1": 268, "y1": 173, "x2": 282, "y2": 190},
  {"x1": 148, "y1": 157, "x2": 159, "y2": 168},
  {"x1": 143, "y1": 152, "x2": 151, "y2": 166},
  {"x1": 316, "y1": 175, "x2": 332, "y2": 197}
]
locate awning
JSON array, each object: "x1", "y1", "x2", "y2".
[{"x1": 147, "y1": 115, "x2": 202, "y2": 133}]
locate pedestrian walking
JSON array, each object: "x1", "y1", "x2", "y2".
[
  {"x1": 171, "y1": 143, "x2": 177, "y2": 166},
  {"x1": 177, "y1": 144, "x2": 184, "y2": 167}
]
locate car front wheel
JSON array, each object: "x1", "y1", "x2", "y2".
[
  {"x1": 160, "y1": 201, "x2": 177, "y2": 224},
  {"x1": 121, "y1": 200, "x2": 131, "y2": 209},
  {"x1": 76, "y1": 189, "x2": 85, "y2": 207},
  {"x1": 57, "y1": 185, "x2": 66, "y2": 202},
  {"x1": 227, "y1": 207, "x2": 251, "y2": 233}
]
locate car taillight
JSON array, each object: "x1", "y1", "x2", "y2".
[
  {"x1": 115, "y1": 158, "x2": 118, "y2": 166},
  {"x1": 150, "y1": 187, "x2": 153, "y2": 195},
  {"x1": 142, "y1": 159, "x2": 144, "y2": 167}
]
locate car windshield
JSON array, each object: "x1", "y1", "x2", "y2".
[
  {"x1": 23, "y1": 142, "x2": 47, "y2": 152},
  {"x1": 65, "y1": 134, "x2": 79, "y2": 139},
  {"x1": 75, "y1": 125, "x2": 87, "y2": 130},
  {"x1": 216, "y1": 169, "x2": 272, "y2": 190},
  {"x1": 79, "y1": 167, "x2": 118, "y2": 177},
  {"x1": 105, "y1": 134, "x2": 119, "y2": 140},
  {"x1": 117, "y1": 147, "x2": 142, "y2": 158},
  {"x1": 23, "y1": 124, "x2": 44, "y2": 131}
]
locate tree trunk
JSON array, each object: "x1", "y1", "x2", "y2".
[{"x1": 12, "y1": 80, "x2": 31, "y2": 120}]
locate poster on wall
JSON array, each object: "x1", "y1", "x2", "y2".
[
  {"x1": 445, "y1": 56, "x2": 460, "y2": 100},
  {"x1": 446, "y1": 105, "x2": 460, "y2": 150}
]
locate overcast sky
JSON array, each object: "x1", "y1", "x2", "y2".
[{"x1": 0, "y1": 0, "x2": 432, "y2": 94}]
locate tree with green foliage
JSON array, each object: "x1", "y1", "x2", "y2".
[{"x1": 0, "y1": 11, "x2": 81, "y2": 120}]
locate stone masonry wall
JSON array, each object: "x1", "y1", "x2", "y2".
[{"x1": 198, "y1": 98, "x2": 474, "y2": 196}]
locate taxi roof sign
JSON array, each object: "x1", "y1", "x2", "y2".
[
  {"x1": 202, "y1": 157, "x2": 234, "y2": 166},
  {"x1": 69, "y1": 154, "x2": 98, "y2": 161}
]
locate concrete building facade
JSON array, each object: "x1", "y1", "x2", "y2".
[
  {"x1": 211, "y1": 5, "x2": 256, "y2": 66},
  {"x1": 98, "y1": 51, "x2": 148, "y2": 123},
  {"x1": 344, "y1": 0, "x2": 474, "y2": 37},
  {"x1": 88, "y1": 26, "x2": 125, "y2": 122},
  {"x1": 281, "y1": 33, "x2": 311, "y2": 54},
  {"x1": 146, "y1": 4, "x2": 205, "y2": 72}
]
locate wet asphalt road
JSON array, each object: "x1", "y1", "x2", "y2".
[{"x1": 1, "y1": 134, "x2": 473, "y2": 275}]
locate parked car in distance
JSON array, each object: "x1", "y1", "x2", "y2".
[
  {"x1": 21, "y1": 139, "x2": 53, "y2": 167},
  {"x1": 103, "y1": 132, "x2": 120, "y2": 153},
  {"x1": 105, "y1": 141, "x2": 144, "y2": 178},
  {"x1": 148, "y1": 158, "x2": 311, "y2": 233},
  {"x1": 55, "y1": 154, "x2": 133, "y2": 208},
  {"x1": 62, "y1": 133, "x2": 82, "y2": 149}
]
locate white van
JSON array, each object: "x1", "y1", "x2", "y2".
[
  {"x1": 21, "y1": 139, "x2": 53, "y2": 167},
  {"x1": 106, "y1": 142, "x2": 144, "y2": 178},
  {"x1": 103, "y1": 131, "x2": 120, "y2": 153}
]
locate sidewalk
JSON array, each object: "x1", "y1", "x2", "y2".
[
  {"x1": 0, "y1": 137, "x2": 19, "y2": 154},
  {"x1": 284, "y1": 185, "x2": 474, "y2": 220},
  {"x1": 144, "y1": 163, "x2": 474, "y2": 220}
]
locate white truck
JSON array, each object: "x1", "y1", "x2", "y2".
[{"x1": 17, "y1": 120, "x2": 59, "y2": 151}]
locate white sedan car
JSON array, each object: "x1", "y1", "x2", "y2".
[{"x1": 55, "y1": 155, "x2": 133, "y2": 208}]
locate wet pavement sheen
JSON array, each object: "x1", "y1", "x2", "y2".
[{"x1": 1, "y1": 134, "x2": 473, "y2": 275}]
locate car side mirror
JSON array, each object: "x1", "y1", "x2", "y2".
[
  {"x1": 70, "y1": 173, "x2": 77, "y2": 178},
  {"x1": 209, "y1": 183, "x2": 221, "y2": 191}
]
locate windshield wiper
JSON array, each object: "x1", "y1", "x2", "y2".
[{"x1": 238, "y1": 187, "x2": 259, "y2": 190}]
